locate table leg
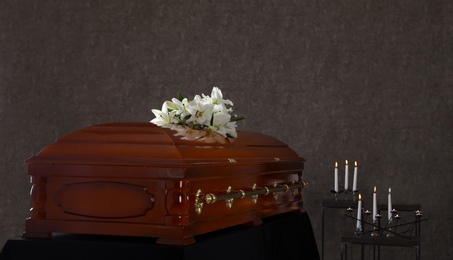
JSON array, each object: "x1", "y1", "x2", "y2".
[
  {"x1": 345, "y1": 243, "x2": 348, "y2": 260},
  {"x1": 341, "y1": 242, "x2": 347, "y2": 260},
  {"x1": 361, "y1": 244, "x2": 364, "y2": 260},
  {"x1": 322, "y1": 207, "x2": 325, "y2": 260}
]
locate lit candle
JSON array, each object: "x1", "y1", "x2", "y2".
[
  {"x1": 334, "y1": 162, "x2": 339, "y2": 192},
  {"x1": 373, "y1": 186, "x2": 377, "y2": 221},
  {"x1": 344, "y1": 160, "x2": 349, "y2": 191},
  {"x1": 388, "y1": 188, "x2": 392, "y2": 220},
  {"x1": 352, "y1": 161, "x2": 358, "y2": 191},
  {"x1": 356, "y1": 194, "x2": 362, "y2": 229}
]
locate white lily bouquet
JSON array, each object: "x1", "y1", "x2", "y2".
[{"x1": 151, "y1": 87, "x2": 244, "y2": 139}]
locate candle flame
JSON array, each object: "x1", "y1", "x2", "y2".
[
  {"x1": 389, "y1": 188, "x2": 391, "y2": 193},
  {"x1": 345, "y1": 160, "x2": 348, "y2": 165},
  {"x1": 358, "y1": 194, "x2": 362, "y2": 200},
  {"x1": 374, "y1": 186, "x2": 376, "y2": 193},
  {"x1": 335, "y1": 162, "x2": 338, "y2": 168},
  {"x1": 354, "y1": 161, "x2": 358, "y2": 167}
]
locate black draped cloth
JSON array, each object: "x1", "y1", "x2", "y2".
[{"x1": 0, "y1": 211, "x2": 319, "y2": 260}]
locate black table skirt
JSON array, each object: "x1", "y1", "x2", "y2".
[{"x1": 0, "y1": 211, "x2": 319, "y2": 260}]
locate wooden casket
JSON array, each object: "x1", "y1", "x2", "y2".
[{"x1": 23, "y1": 122, "x2": 306, "y2": 245}]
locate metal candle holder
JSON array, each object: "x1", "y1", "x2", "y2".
[
  {"x1": 386, "y1": 209, "x2": 398, "y2": 237},
  {"x1": 346, "y1": 207, "x2": 365, "y2": 235},
  {"x1": 330, "y1": 187, "x2": 359, "y2": 201},
  {"x1": 330, "y1": 189, "x2": 343, "y2": 200},
  {"x1": 371, "y1": 213, "x2": 381, "y2": 237},
  {"x1": 345, "y1": 208, "x2": 426, "y2": 239}
]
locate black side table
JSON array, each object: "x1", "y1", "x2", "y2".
[
  {"x1": 340, "y1": 203, "x2": 422, "y2": 260},
  {"x1": 341, "y1": 234, "x2": 420, "y2": 260},
  {"x1": 321, "y1": 199, "x2": 359, "y2": 260}
]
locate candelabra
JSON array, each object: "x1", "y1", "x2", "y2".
[{"x1": 344, "y1": 207, "x2": 426, "y2": 239}]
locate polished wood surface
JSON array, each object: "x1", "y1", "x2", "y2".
[{"x1": 24, "y1": 122, "x2": 305, "y2": 245}]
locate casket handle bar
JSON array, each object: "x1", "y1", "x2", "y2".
[{"x1": 194, "y1": 180, "x2": 306, "y2": 215}]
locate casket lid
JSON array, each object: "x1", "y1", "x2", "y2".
[{"x1": 26, "y1": 122, "x2": 304, "y2": 168}]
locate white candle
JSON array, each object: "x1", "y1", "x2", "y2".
[
  {"x1": 388, "y1": 188, "x2": 392, "y2": 220},
  {"x1": 334, "y1": 162, "x2": 338, "y2": 192},
  {"x1": 356, "y1": 194, "x2": 362, "y2": 229},
  {"x1": 373, "y1": 186, "x2": 377, "y2": 221},
  {"x1": 352, "y1": 161, "x2": 358, "y2": 191},
  {"x1": 344, "y1": 160, "x2": 349, "y2": 191}
]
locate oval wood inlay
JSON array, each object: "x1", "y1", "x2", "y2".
[{"x1": 57, "y1": 182, "x2": 154, "y2": 219}]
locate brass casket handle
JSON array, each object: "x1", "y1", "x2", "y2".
[{"x1": 194, "y1": 181, "x2": 306, "y2": 215}]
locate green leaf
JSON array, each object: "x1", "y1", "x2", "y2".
[
  {"x1": 177, "y1": 92, "x2": 184, "y2": 101},
  {"x1": 230, "y1": 115, "x2": 245, "y2": 122}
]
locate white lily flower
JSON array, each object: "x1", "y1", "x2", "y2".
[
  {"x1": 210, "y1": 111, "x2": 231, "y2": 136},
  {"x1": 150, "y1": 102, "x2": 178, "y2": 126},
  {"x1": 151, "y1": 86, "x2": 243, "y2": 140},
  {"x1": 186, "y1": 95, "x2": 214, "y2": 126},
  {"x1": 213, "y1": 86, "x2": 233, "y2": 106},
  {"x1": 203, "y1": 87, "x2": 233, "y2": 106},
  {"x1": 213, "y1": 103, "x2": 232, "y2": 116},
  {"x1": 164, "y1": 100, "x2": 178, "y2": 111},
  {"x1": 207, "y1": 113, "x2": 235, "y2": 137},
  {"x1": 170, "y1": 97, "x2": 190, "y2": 122},
  {"x1": 213, "y1": 111, "x2": 231, "y2": 126},
  {"x1": 223, "y1": 121, "x2": 238, "y2": 138}
]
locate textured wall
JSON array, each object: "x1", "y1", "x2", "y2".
[{"x1": 1, "y1": 0, "x2": 452, "y2": 259}]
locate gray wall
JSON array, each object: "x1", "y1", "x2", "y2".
[{"x1": 1, "y1": 1, "x2": 452, "y2": 259}]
